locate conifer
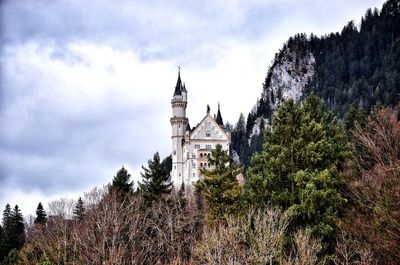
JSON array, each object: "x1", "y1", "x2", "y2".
[
  {"x1": 73, "y1": 197, "x2": 85, "y2": 221},
  {"x1": 109, "y1": 167, "x2": 134, "y2": 198},
  {"x1": 246, "y1": 94, "x2": 350, "y2": 247},
  {"x1": 138, "y1": 152, "x2": 172, "y2": 204},
  {"x1": 34, "y1": 202, "x2": 47, "y2": 225},
  {"x1": 196, "y1": 144, "x2": 242, "y2": 224}
]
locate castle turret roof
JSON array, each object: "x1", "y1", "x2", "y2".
[
  {"x1": 173, "y1": 68, "x2": 183, "y2": 96},
  {"x1": 216, "y1": 102, "x2": 224, "y2": 126}
]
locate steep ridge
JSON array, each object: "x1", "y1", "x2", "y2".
[{"x1": 232, "y1": 0, "x2": 400, "y2": 166}]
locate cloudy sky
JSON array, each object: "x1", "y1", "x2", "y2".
[{"x1": 0, "y1": 0, "x2": 386, "y2": 216}]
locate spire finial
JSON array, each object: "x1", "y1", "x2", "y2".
[
  {"x1": 207, "y1": 104, "x2": 210, "y2": 114},
  {"x1": 218, "y1": 102, "x2": 220, "y2": 110},
  {"x1": 178, "y1": 66, "x2": 181, "y2": 76}
]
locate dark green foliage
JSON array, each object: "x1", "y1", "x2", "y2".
[
  {"x1": 307, "y1": 1, "x2": 400, "y2": 116},
  {"x1": 37, "y1": 253, "x2": 52, "y2": 265},
  {"x1": 138, "y1": 152, "x2": 172, "y2": 204},
  {"x1": 161, "y1": 155, "x2": 172, "y2": 175},
  {"x1": 109, "y1": 167, "x2": 134, "y2": 198},
  {"x1": 34, "y1": 203, "x2": 46, "y2": 225},
  {"x1": 195, "y1": 144, "x2": 242, "y2": 224},
  {"x1": 246, "y1": 94, "x2": 351, "y2": 250},
  {"x1": 0, "y1": 205, "x2": 25, "y2": 262},
  {"x1": 0, "y1": 249, "x2": 19, "y2": 265},
  {"x1": 236, "y1": 0, "x2": 400, "y2": 167},
  {"x1": 73, "y1": 197, "x2": 85, "y2": 221},
  {"x1": 343, "y1": 103, "x2": 366, "y2": 133},
  {"x1": 231, "y1": 113, "x2": 250, "y2": 166}
]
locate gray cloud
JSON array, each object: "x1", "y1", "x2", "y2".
[{"x1": 0, "y1": 0, "x2": 386, "y2": 214}]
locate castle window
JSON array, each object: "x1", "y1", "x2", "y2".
[
  {"x1": 206, "y1": 131, "x2": 211, "y2": 137},
  {"x1": 187, "y1": 152, "x2": 189, "y2": 159},
  {"x1": 208, "y1": 163, "x2": 210, "y2": 167},
  {"x1": 200, "y1": 153, "x2": 203, "y2": 158},
  {"x1": 192, "y1": 153, "x2": 196, "y2": 158},
  {"x1": 173, "y1": 150, "x2": 176, "y2": 155},
  {"x1": 206, "y1": 144, "x2": 212, "y2": 149},
  {"x1": 194, "y1": 144, "x2": 200, "y2": 149},
  {"x1": 200, "y1": 163, "x2": 203, "y2": 167},
  {"x1": 208, "y1": 153, "x2": 211, "y2": 158}
]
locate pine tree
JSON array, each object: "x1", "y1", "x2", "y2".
[
  {"x1": 73, "y1": 197, "x2": 85, "y2": 221},
  {"x1": 0, "y1": 248, "x2": 20, "y2": 265},
  {"x1": 0, "y1": 204, "x2": 25, "y2": 262},
  {"x1": 109, "y1": 167, "x2": 133, "y2": 198},
  {"x1": 0, "y1": 204, "x2": 12, "y2": 261},
  {"x1": 34, "y1": 202, "x2": 46, "y2": 225},
  {"x1": 246, "y1": 94, "x2": 350, "y2": 249},
  {"x1": 138, "y1": 152, "x2": 172, "y2": 204},
  {"x1": 11, "y1": 206, "x2": 25, "y2": 250},
  {"x1": 37, "y1": 253, "x2": 52, "y2": 265},
  {"x1": 196, "y1": 144, "x2": 242, "y2": 224}
]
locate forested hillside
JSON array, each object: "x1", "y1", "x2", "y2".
[{"x1": 232, "y1": 0, "x2": 400, "y2": 166}]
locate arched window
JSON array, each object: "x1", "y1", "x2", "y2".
[
  {"x1": 200, "y1": 153, "x2": 203, "y2": 158},
  {"x1": 200, "y1": 163, "x2": 203, "y2": 167}
]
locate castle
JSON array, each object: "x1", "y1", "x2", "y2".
[{"x1": 170, "y1": 70, "x2": 231, "y2": 188}]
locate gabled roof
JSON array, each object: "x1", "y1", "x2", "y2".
[{"x1": 190, "y1": 112, "x2": 229, "y2": 141}]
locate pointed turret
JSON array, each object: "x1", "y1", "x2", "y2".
[
  {"x1": 216, "y1": 102, "x2": 224, "y2": 126},
  {"x1": 173, "y1": 68, "x2": 183, "y2": 96},
  {"x1": 185, "y1": 123, "x2": 191, "y2": 132}
]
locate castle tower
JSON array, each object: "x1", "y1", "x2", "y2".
[{"x1": 170, "y1": 68, "x2": 188, "y2": 187}]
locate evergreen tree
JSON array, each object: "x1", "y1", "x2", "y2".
[
  {"x1": 160, "y1": 155, "x2": 172, "y2": 176},
  {"x1": 0, "y1": 205, "x2": 25, "y2": 262},
  {"x1": 343, "y1": 103, "x2": 366, "y2": 133},
  {"x1": 0, "y1": 204, "x2": 12, "y2": 261},
  {"x1": 246, "y1": 94, "x2": 350, "y2": 250},
  {"x1": 73, "y1": 197, "x2": 85, "y2": 221},
  {"x1": 37, "y1": 253, "x2": 52, "y2": 265},
  {"x1": 196, "y1": 144, "x2": 242, "y2": 224},
  {"x1": 109, "y1": 167, "x2": 133, "y2": 198},
  {"x1": 0, "y1": 226, "x2": 2, "y2": 263},
  {"x1": 11, "y1": 206, "x2": 25, "y2": 251},
  {"x1": 231, "y1": 113, "x2": 250, "y2": 166},
  {"x1": 138, "y1": 152, "x2": 172, "y2": 204},
  {"x1": 0, "y1": 249, "x2": 19, "y2": 265},
  {"x1": 34, "y1": 203, "x2": 46, "y2": 225}
]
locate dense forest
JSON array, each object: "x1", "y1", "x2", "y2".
[
  {"x1": 232, "y1": 0, "x2": 400, "y2": 166},
  {"x1": 1, "y1": 1, "x2": 399, "y2": 264}
]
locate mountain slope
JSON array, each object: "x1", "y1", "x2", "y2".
[{"x1": 232, "y1": 0, "x2": 400, "y2": 166}]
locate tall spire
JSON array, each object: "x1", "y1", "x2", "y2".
[
  {"x1": 216, "y1": 102, "x2": 224, "y2": 126},
  {"x1": 181, "y1": 82, "x2": 187, "y2": 93},
  {"x1": 173, "y1": 67, "x2": 182, "y2": 96}
]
